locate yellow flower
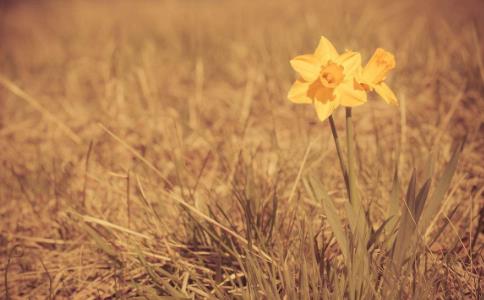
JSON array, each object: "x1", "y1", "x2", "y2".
[
  {"x1": 288, "y1": 36, "x2": 366, "y2": 121},
  {"x1": 358, "y1": 48, "x2": 398, "y2": 105}
]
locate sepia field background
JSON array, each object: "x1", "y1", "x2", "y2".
[{"x1": 0, "y1": 0, "x2": 483, "y2": 298}]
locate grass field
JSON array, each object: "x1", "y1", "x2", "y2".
[{"x1": 0, "y1": 0, "x2": 483, "y2": 299}]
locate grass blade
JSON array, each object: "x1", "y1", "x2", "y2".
[
  {"x1": 419, "y1": 139, "x2": 465, "y2": 237},
  {"x1": 304, "y1": 176, "x2": 349, "y2": 261}
]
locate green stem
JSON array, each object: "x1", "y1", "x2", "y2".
[
  {"x1": 346, "y1": 107, "x2": 368, "y2": 241},
  {"x1": 328, "y1": 115, "x2": 349, "y2": 193},
  {"x1": 345, "y1": 108, "x2": 357, "y2": 204}
]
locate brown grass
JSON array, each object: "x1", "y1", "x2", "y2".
[{"x1": 0, "y1": 0, "x2": 483, "y2": 299}]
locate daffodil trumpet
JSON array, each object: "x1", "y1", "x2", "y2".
[{"x1": 356, "y1": 48, "x2": 398, "y2": 105}]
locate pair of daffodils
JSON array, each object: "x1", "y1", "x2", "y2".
[{"x1": 288, "y1": 36, "x2": 397, "y2": 121}]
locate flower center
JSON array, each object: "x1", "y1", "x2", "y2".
[{"x1": 319, "y1": 63, "x2": 344, "y2": 88}]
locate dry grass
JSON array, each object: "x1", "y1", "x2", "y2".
[{"x1": 0, "y1": 0, "x2": 483, "y2": 299}]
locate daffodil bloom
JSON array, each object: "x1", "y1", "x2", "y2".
[
  {"x1": 288, "y1": 36, "x2": 367, "y2": 121},
  {"x1": 357, "y1": 48, "x2": 398, "y2": 105}
]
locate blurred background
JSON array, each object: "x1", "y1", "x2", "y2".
[{"x1": 0, "y1": 0, "x2": 482, "y2": 298}]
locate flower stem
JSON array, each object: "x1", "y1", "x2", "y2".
[
  {"x1": 345, "y1": 107, "x2": 368, "y2": 241},
  {"x1": 328, "y1": 115, "x2": 349, "y2": 193},
  {"x1": 345, "y1": 108, "x2": 357, "y2": 204}
]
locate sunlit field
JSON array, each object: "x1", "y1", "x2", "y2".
[{"x1": 0, "y1": 0, "x2": 483, "y2": 299}]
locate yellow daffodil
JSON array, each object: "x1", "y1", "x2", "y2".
[
  {"x1": 288, "y1": 36, "x2": 367, "y2": 121},
  {"x1": 357, "y1": 48, "x2": 398, "y2": 105}
]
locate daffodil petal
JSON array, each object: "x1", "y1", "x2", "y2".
[
  {"x1": 336, "y1": 51, "x2": 361, "y2": 77},
  {"x1": 314, "y1": 36, "x2": 339, "y2": 64},
  {"x1": 374, "y1": 82, "x2": 398, "y2": 106},
  {"x1": 314, "y1": 98, "x2": 340, "y2": 122},
  {"x1": 288, "y1": 79, "x2": 312, "y2": 104},
  {"x1": 336, "y1": 81, "x2": 367, "y2": 107},
  {"x1": 289, "y1": 54, "x2": 320, "y2": 82}
]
